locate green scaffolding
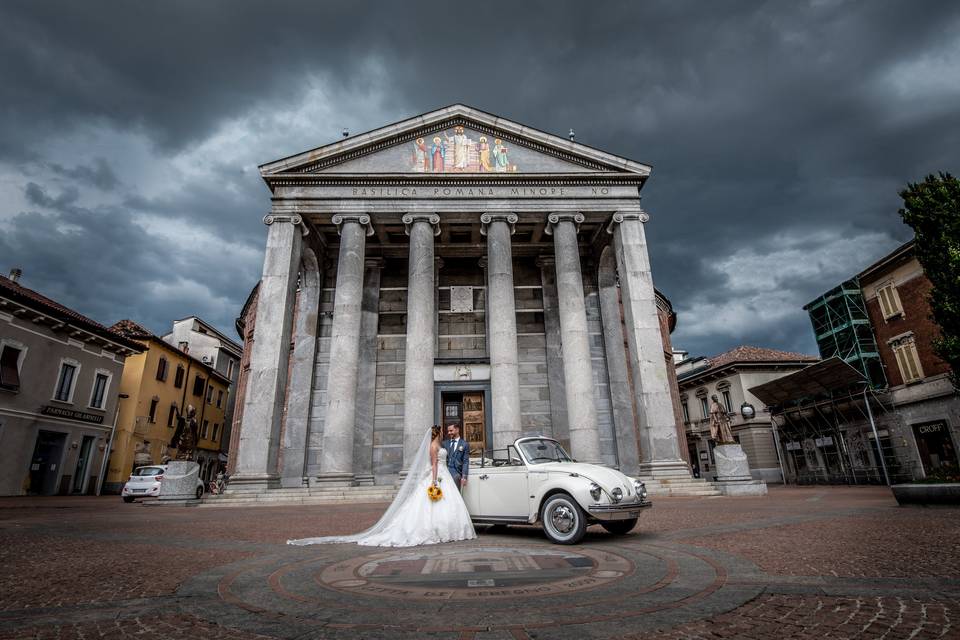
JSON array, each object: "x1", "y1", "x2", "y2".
[{"x1": 804, "y1": 278, "x2": 887, "y2": 389}]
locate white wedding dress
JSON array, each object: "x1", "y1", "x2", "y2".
[{"x1": 287, "y1": 432, "x2": 476, "y2": 547}]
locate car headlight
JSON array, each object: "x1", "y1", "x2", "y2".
[
  {"x1": 611, "y1": 487, "x2": 623, "y2": 503},
  {"x1": 589, "y1": 483, "x2": 601, "y2": 501},
  {"x1": 633, "y1": 479, "x2": 647, "y2": 501}
]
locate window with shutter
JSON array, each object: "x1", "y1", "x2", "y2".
[
  {"x1": 156, "y1": 357, "x2": 168, "y2": 381},
  {"x1": 892, "y1": 338, "x2": 924, "y2": 383},
  {"x1": 0, "y1": 346, "x2": 22, "y2": 391},
  {"x1": 877, "y1": 283, "x2": 903, "y2": 320},
  {"x1": 193, "y1": 376, "x2": 206, "y2": 397}
]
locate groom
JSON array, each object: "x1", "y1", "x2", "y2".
[{"x1": 444, "y1": 423, "x2": 469, "y2": 492}]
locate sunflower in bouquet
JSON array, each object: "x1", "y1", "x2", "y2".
[{"x1": 427, "y1": 482, "x2": 443, "y2": 502}]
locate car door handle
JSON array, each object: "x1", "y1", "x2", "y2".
[{"x1": 479, "y1": 474, "x2": 489, "y2": 480}]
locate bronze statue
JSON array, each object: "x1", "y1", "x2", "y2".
[
  {"x1": 709, "y1": 395, "x2": 735, "y2": 444},
  {"x1": 169, "y1": 405, "x2": 199, "y2": 460}
]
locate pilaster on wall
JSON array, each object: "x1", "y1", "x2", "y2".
[
  {"x1": 608, "y1": 211, "x2": 690, "y2": 478},
  {"x1": 231, "y1": 214, "x2": 307, "y2": 489}
]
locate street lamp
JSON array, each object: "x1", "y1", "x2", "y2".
[
  {"x1": 96, "y1": 392, "x2": 129, "y2": 496},
  {"x1": 740, "y1": 402, "x2": 756, "y2": 420}
]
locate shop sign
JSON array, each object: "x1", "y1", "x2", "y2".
[
  {"x1": 915, "y1": 422, "x2": 945, "y2": 435},
  {"x1": 40, "y1": 405, "x2": 104, "y2": 425},
  {"x1": 815, "y1": 436, "x2": 834, "y2": 448}
]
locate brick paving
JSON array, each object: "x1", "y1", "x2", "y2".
[{"x1": 0, "y1": 487, "x2": 956, "y2": 639}]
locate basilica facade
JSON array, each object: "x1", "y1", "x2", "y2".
[{"x1": 228, "y1": 105, "x2": 692, "y2": 490}]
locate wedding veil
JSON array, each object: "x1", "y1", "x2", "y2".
[{"x1": 287, "y1": 429, "x2": 433, "y2": 545}]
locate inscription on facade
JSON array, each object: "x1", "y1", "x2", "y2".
[{"x1": 349, "y1": 186, "x2": 619, "y2": 198}]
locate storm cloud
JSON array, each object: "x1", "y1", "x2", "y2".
[{"x1": 1, "y1": 0, "x2": 957, "y2": 357}]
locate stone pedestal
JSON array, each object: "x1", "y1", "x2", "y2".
[
  {"x1": 158, "y1": 461, "x2": 201, "y2": 501},
  {"x1": 713, "y1": 444, "x2": 767, "y2": 496}
]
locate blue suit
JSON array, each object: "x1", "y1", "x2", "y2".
[{"x1": 444, "y1": 437, "x2": 470, "y2": 490}]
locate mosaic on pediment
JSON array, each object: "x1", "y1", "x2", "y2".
[{"x1": 318, "y1": 126, "x2": 595, "y2": 174}]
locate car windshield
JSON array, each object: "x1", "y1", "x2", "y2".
[
  {"x1": 518, "y1": 439, "x2": 573, "y2": 464},
  {"x1": 134, "y1": 467, "x2": 164, "y2": 476}
]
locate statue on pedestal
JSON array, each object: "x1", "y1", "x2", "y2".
[
  {"x1": 709, "y1": 395, "x2": 735, "y2": 444},
  {"x1": 169, "y1": 405, "x2": 198, "y2": 460}
]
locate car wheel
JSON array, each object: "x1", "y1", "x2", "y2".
[
  {"x1": 600, "y1": 518, "x2": 638, "y2": 535},
  {"x1": 541, "y1": 493, "x2": 587, "y2": 544},
  {"x1": 122, "y1": 496, "x2": 135, "y2": 503},
  {"x1": 195, "y1": 485, "x2": 204, "y2": 500}
]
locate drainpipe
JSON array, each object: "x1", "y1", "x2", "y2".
[
  {"x1": 96, "y1": 392, "x2": 129, "y2": 496},
  {"x1": 863, "y1": 386, "x2": 891, "y2": 486}
]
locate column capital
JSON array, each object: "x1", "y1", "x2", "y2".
[
  {"x1": 544, "y1": 212, "x2": 585, "y2": 235},
  {"x1": 332, "y1": 214, "x2": 375, "y2": 236},
  {"x1": 263, "y1": 213, "x2": 310, "y2": 236},
  {"x1": 402, "y1": 213, "x2": 441, "y2": 236},
  {"x1": 606, "y1": 210, "x2": 650, "y2": 234},
  {"x1": 364, "y1": 257, "x2": 385, "y2": 270},
  {"x1": 479, "y1": 212, "x2": 518, "y2": 236}
]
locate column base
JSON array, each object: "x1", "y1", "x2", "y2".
[
  {"x1": 279, "y1": 475, "x2": 307, "y2": 489},
  {"x1": 637, "y1": 460, "x2": 692, "y2": 479},
  {"x1": 354, "y1": 474, "x2": 375, "y2": 486},
  {"x1": 313, "y1": 472, "x2": 356, "y2": 488},
  {"x1": 224, "y1": 473, "x2": 280, "y2": 493}
]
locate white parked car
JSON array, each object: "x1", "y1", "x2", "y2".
[
  {"x1": 462, "y1": 437, "x2": 651, "y2": 544},
  {"x1": 121, "y1": 465, "x2": 204, "y2": 502}
]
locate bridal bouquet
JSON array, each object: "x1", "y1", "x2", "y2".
[{"x1": 427, "y1": 483, "x2": 443, "y2": 501}]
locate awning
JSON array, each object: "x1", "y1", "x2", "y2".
[{"x1": 748, "y1": 357, "x2": 867, "y2": 407}]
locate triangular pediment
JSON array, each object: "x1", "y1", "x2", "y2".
[{"x1": 259, "y1": 104, "x2": 651, "y2": 178}]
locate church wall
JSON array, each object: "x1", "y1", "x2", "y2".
[
  {"x1": 514, "y1": 259, "x2": 551, "y2": 438},
  {"x1": 372, "y1": 260, "x2": 408, "y2": 480}
]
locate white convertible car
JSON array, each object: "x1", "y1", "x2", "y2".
[{"x1": 462, "y1": 437, "x2": 652, "y2": 544}]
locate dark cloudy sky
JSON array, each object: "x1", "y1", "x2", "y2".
[{"x1": 1, "y1": 1, "x2": 957, "y2": 358}]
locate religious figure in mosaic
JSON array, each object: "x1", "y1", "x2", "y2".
[
  {"x1": 411, "y1": 137, "x2": 429, "y2": 172},
  {"x1": 444, "y1": 125, "x2": 472, "y2": 171},
  {"x1": 709, "y1": 395, "x2": 735, "y2": 444},
  {"x1": 493, "y1": 139, "x2": 511, "y2": 172},
  {"x1": 478, "y1": 136, "x2": 492, "y2": 171},
  {"x1": 430, "y1": 136, "x2": 445, "y2": 172}
]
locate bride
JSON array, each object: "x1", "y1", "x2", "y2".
[{"x1": 288, "y1": 425, "x2": 477, "y2": 547}]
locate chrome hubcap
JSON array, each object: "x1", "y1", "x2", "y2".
[{"x1": 551, "y1": 504, "x2": 575, "y2": 533}]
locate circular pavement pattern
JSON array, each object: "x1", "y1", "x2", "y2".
[{"x1": 181, "y1": 536, "x2": 765, "y2": 639}]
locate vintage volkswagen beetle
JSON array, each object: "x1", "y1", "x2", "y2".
[{"x1": 462, "y1": 437, "x2": 651, "y2": 544}]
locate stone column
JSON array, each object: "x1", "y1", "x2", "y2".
[
  {"x1": 481, "y1": 213, "x2": 522, "y2": 449},
  {"x1": 402, "y1": 214, "x2": 440, "y2": 468},
  {"x1": 317, "y1": 214, "x2": 373, "y2": 486},
  {"x1": 279, "y1": 247, "x2": 323, "y2": 488},
  {"x1": 232, "y1": 214, "x2": 306, "y2": 489},
  {"x1": 537, "y1": 256, "x2": 569, "y2": 448},
  {"x1": 545, "y1": 213, "x2": 602, "y2": 463},
  {"x1": 353, "y1": 257, "x2": 383, "y2": 486},
  {"x1": 608, "y1": 212, "x2": 689, "y2": 477},
  {"x1": 597, "y1": 246, "x2": 641, "y2": 476}
]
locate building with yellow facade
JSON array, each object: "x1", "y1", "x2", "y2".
[{"x1": 103, "y1": 320, "x2": 230, "y2": 493}]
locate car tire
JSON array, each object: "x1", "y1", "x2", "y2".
[
  {"x1": 600, "y1": 518, "x2": 638, "y2": 535},
  {"x1": 122, "y1": 496, "x2": 135, "y2": 503},
  {"x1": 541, "y1": 493, "x2": 587, "y2": 545},
  {"x1": 195, "y1": 485, "x2": 204, "y2": 500}
]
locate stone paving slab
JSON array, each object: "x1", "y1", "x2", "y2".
[{"x1": 0, "y1": 487, "x2": 956, "y2": 638}]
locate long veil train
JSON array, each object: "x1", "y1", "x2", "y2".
[{"x1": 287, "y1": 430, "x2": 436, "y2": 546}]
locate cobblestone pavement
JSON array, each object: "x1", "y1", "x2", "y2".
[{"x1": 0, "y1": 487, "x2": 957, "y2": 639}]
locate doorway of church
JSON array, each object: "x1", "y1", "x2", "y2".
[{"x1": 440, "y1": 391, "x2": 487, "y2": 455}]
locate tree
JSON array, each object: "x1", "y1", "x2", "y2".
[{"x1": 899, "y1": 172, "x2": 960, "y2": 388}]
